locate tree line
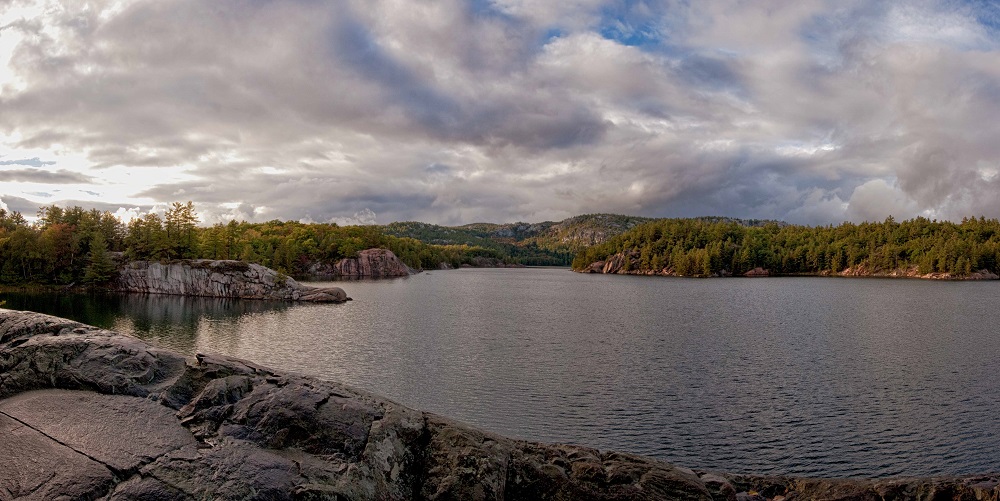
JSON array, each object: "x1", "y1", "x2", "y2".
[
  {"x1": 383, "y1": 221, "x2": 574, "y2": 266},
  {"x1": 571, "y1": 216, "x2": 1000, "y2": 277},
  {"x1": 0, "y1": 203, "x2": 506, "y2": 285}
]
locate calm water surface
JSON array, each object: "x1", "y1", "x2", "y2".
[{"x1": 4, "y1": 268, "x2": 999, "y2": 478}]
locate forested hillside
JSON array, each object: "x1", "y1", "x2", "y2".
[
  {"x1": 10, "y1": 203, "x2": 992, "y2": 286},
  {"x1": 572, "y1": 217, "x2": 1000, "y2": 277},
  {"x1": 385, "y1": 214, "x2": 651, "y2": 266},
  {"x1": 0, "y1": 203, "x2": 502, "y2": 285}
]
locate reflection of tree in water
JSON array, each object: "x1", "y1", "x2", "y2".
[
  {"x1": 117, "y1": 295, "x2": 291, "y2": 355},
  {"x1": 0, "y1": 292, "x2": 123, "y2": 329},
  {"x1": 1, "y1": 291, "x2": 290, "y2": 356}
]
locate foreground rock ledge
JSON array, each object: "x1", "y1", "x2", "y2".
[{"x1": 0, "y1": 310, "x2": 997, "y2": 501}]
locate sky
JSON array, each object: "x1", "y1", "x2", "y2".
[{"x1": 2, "y1": 0, "x2": 1000, "y2": 226}]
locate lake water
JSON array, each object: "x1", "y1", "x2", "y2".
[{"x1": 3, "y1": 268, "x2": 999, "y2": 478}]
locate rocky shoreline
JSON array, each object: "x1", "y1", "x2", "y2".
[
  {"x1": 308, "y1": 248, "x2": 416, "y2": 279},
  {"x1": 113, "y1": 260, "x2": 350, "y2": 302},
  {"x1": 1, "y1": 309, "x2": 998, "y2": 500},
  {"x1": 580, "y1": 253, "x2": 1000, "y2": 280}
]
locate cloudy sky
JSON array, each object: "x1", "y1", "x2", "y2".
[{"x1": 2, "y1": 0, "x2": 1000, "y2": 226}]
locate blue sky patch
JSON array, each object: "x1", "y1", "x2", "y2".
[
  {"x1": 597, "y1": 0, "x2": 668, "y2": 48},
  {"x1": 0, "y1": 157, "x2": 56, "y2": 167}
]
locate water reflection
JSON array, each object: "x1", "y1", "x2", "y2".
[{"x1": 0, "y1": 291, "x2": 290, "y2": 355}]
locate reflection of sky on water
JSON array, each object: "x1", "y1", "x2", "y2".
[
  {"x1": 0, "y1": 291, "x2": 291, "y2": 355},
  {"x1": 106, "y1": 295, "x2": 293, "y2": 355}
]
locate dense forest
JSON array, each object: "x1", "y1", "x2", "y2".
[
  {"x1": 7, "y1": 202, "x2": 1000, "y2": 286},
  {"x1": 572, "y1": 217, "x2": 1000, "y2": 277},
  {"x1": 384, "y1": 221, "x2": 572, "y2": 266},
  {"x1": 0, "y1": 203, "x2": 505, "y2": 286},
  {"x1": 384, "y1": 213, "x2": 652, "y2": 266}
]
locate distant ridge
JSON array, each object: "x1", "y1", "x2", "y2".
[
  {"x1": 687, "y1": 216, "x2": 788, "y2": 227},
  {"x1": 383, "y1": 214, "x2": 652, "y2": 266}
]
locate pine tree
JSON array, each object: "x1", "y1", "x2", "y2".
[
  {"x1": 165, "y1": 201, "x2": 199, "y2": 258},
  {"x1": 83, "y1": 233, "x2": 117, "y2": 284}
]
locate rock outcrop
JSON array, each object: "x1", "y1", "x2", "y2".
[
  {"x1": 113, "y1": 260, "x2": 349, "y2": 302},
  {"x1": 2, "y1": 309, "x2": 999, "y2": 500},
  {"x1": 581, "y1": 258, "x2": 1000, "y2": 281},
  {"x1": 601, "y1": 251, "x2": 639, "y2": 274},
  {"x1": 836, "y1": 265, "x2": 1000, "y2": 280},
  {"x1": 309, "y1": 248, "x2": 415, "y2": 279}
]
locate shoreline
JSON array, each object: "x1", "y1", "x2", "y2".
[{"x1": 574, "y1": 266, "x2": 1000, "y2": 281}]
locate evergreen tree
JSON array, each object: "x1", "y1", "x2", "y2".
[
  {"x1": 165, "y1": 201, "x2": 199, "y2": 258},
  {"x1": 83, "y1": 233, "x2": 117, "y2": 284}
]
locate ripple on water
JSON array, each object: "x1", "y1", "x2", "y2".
[{"x1": 4, "y1": 270, "x2": 1000, "y2": 477}]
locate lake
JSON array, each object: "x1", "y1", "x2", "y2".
[{"x1": 3, "y1": 268, "x2": 999, "y2": 478}]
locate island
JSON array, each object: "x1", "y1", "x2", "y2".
[{"x1": 1, "y1": 309, "x2": 997, "y2": 500}]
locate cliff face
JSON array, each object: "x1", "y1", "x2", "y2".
[
  {"x1": 309, "y1": 248, "x2": 415, "y2": 279},
  {"x1": 1, "y1": 309, "x2": 999, "y2": 500},
  {"x1": 113, "y1": 260, "x2": 348, "y2": 302}
]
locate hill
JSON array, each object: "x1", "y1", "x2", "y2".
[{"x1": 384, "y1": 214, "x2": 652, "y2": 266}]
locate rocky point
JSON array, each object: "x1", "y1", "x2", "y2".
[{"x1": 113, "y1": 260, "x2": 349, "y2": 303}]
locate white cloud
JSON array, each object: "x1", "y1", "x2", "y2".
[
  {"x1": 488, "y1": 0, "x2": 607, "y2": 30},
  {"x1": 846, "y1": 179, "x2": 920, "y2": 222},
  {"x1": 330, "y1": 208, "x2": 378, "y2": 226},
  {"x1": 885, "y1": 3, "x2": 994, "y2": 49},
  {"x1": 0, "y1": 0, "x2": 999, "y2": 226},
  {"x1": 112, "y1": 206, "x2": 144, "y2": 224}
]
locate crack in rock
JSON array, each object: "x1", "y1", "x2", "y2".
[{"x1": 0, "y1": 408, "x2": 125, "y2": 477}]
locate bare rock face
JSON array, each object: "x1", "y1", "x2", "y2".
[
  {"x1": 743, "y1": 267, "x2": 770, "y2": 277},
  {"x1": 602, "y1": 251, "x2": 640, "y2": 274},
  {"x1": 2, "y1": 309, "x2": 1000, "y2": 500},
  {"x1": 113, "y1": 260, "x2": 349, "y2": 303},
  {"x1": 838, "y1": 265, "x2": 1000, "y2": 281},
  {"x1": 310, "y1": 248, "x2": 415, "y2": 279}
]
